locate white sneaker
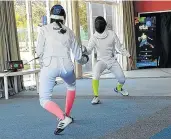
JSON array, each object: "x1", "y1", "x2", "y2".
[
  {"x1": 91, "y1": 96, "x2": 100, "y2": 105},
  {"x1": 57, "y1": 116, "x2": 74, "y2": 123},
  {"x1": 54, "y1": 116, "x2": 72, "y2": 135},
  {"x1": 114, "y1": 88, "x2": 129, "y2": 96}
]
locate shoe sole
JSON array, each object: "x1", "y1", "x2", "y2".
[
  {"x1": 54, "y1": 129, "x2": 64, "y2": 135},
  {"x1": 114, "y1": 89, "x2": 129, "y2": 96},
  {"x1": 54, "y1": 119, "x2": 72, "y2": 135},
  {"x1": 91, "y1": 101, "x2": 101, "y2": 105}
]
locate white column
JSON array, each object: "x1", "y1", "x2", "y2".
[
  {"x1": 26, "y1": 0, "x2": 35, "y2": 83},
  {"x1": 103, "y1": 4, "x2": 107, "y2": 20},
  {"x1": 4, "y1": 76, "x2": 8, "y2": 99},
  {"x1": 46, "y1": 0, "x2": 50, "y2": 24},
  {"x1": 67, "y1": 0, "x2": 73, "y2": 29},
  {"x1": 112, "y1": 5, "x2": 114, "y2": 28},
  {"x1": 26, "y1": 0, "x2": 34, "y2": 70},
  {"x1": 88, "y1": 2, "x2": 96, "y2": 68},
  {"x1": 112, "y1": 3, "x2": 123, "y2": 68},
  {"x1": 67, "y1": 0, "x2": 74, "y2": 63},
  {"x1": 60, "y1": 0, "x2": 68, "y2": 26},
  {"x1": 88, "y1": 2, "x2": 93, "y2": 37},
  {"x1": 71, "y1": 1, "x2": 82, "y2": 78}
]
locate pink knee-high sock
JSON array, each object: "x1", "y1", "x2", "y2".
[
  {"x1": 65, "y1": 90, "x2": 76, "y2": 116},
  {"x1": 44, "y1": 101, "x2": 64, "y2": 120}
]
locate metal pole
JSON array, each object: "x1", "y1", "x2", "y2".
[
  {"x1": 60, "y1": 0, "x2": 68, "y2": 26},
  {"x1": 88, "y1": 2, "x2": 96, "y2": 68},
  {"x1": 26, "y1": 0, "x2": 36, "y2": 84},
  {"x1": 88, "y1": 2, "x2": 93, "y2": 37},
  {"x1": 67, "y1": 0, "x2": 73, "y2": 29},
  {"x1": 71, "y1": 1, "x2": 82, "y2": 78},
  {"x1": 26, "y1": 0, "x2": 34, "y2": 70}
]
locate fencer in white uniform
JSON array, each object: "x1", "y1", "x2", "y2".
[
  {"x1": 36, "y1": 5, "x2": 88, "y2": 134},
  {"x1": 84, "y1": 16, "x2": 133, "y2": 104}
]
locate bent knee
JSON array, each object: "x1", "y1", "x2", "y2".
[
  {"x1": 93, "y1": 75, "x2": 100, "y2": 80},
  {"x1": 39, "y1": 96, "x2": 51, "y2": 108},
  {"x1": 67, "y1": 81, "x2": 76, "y2": 91},
  {"x1": 93, "y1": 70, "x2": 101, "y2": 80}
]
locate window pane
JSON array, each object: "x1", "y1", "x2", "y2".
[
  {"x1": 106, "y1": 4, "x2": 112, "y2": 16},
  {"x1": 79, "y1": 1, "x2": 88, "y2": 41},
  {"x1": 92, "y1": 3, "x2": 103, "y2": 16}
]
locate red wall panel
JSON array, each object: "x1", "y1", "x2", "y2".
[{"x1": 134, "y1": 1, "x2": 171, "y2": 13}]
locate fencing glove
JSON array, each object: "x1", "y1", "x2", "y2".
[
  {"x1": 82, "y1": 45, "x2": 89, "y2": 55},
  {"x1": 77, "y1": 54, "x2": 89, "y2": 65}
]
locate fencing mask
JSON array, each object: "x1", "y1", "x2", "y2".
[{"x1": 95, "y1": 16, "x2": 107, "y2": 34}]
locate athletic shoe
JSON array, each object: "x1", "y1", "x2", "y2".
[
  {"x1": 114, "y1": 88, "x2": 129, "y2": 96},
  {"x1": 57, "y1": 115, "x2": 74, "y2": 123},
  {"x1": 54, "y1": 116, "x2": 72, "y2": 135},
  {"x1": 91, "y1": 96, "x2": 100, "y2": 105}
]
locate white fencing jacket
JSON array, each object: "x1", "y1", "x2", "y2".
[
  {"x1": 36, "y1": 22, "x2": 82, "y2": 70},
  {"x1": 87, "y1": 29, "x2": 130, "y2": 68}
]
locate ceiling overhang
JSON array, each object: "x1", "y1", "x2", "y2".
[{"x1": 84, "y1": 0, "x2": 119, "y2": 5}]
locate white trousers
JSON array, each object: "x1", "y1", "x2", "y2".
[
  {"x1": 93, "y1": 60, "x2": 125, "y2": 84},
  {"x1": 39, "y1": 58, "x2": 76, "y2": 107}
]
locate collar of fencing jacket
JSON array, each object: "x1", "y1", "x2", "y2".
[{"x1": 94, "y1": 29, "x2": 108, "y2": 39}]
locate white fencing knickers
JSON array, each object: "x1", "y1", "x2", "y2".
[
  {"x1": 39, "y1": 60, "x2": 76, "y2": 108},
  {"x1": 93, "y1": 60, "x2": 125, "y2": 84}
]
